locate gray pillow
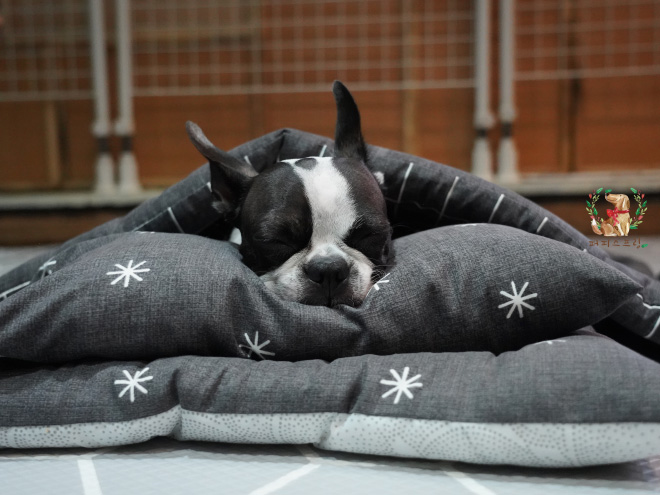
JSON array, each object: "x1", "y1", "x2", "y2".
[
  {"x1": 2, "y1": 329, "x2": 660, "y2": 467},
  {"x1": 0, "y1": 128, "x2": 657, "y2": 349},
  {"x1": 0, "y1": 129, "x2": 660, "y2": 343},
  {"x1": 0, "y1": 128, "x2": 658, "y2": 468},
  {"x1": 0, "y1": 224, "x2": 639, "y2": 363}
]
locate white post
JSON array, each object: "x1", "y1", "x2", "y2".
[
  {"x1": 471, "y1": 0, "x2": 495, "y2": 181},
  {"x1": 115, "y1": 0, "x2": 142, "y2": 194},
  {"x1": 497, "y1": 0, "x2": 520, "y2": 184},
  {"x1": 88, "y1": 0, "x2": 115, "y2": 194}
]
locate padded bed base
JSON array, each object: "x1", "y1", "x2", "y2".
[{"x1": 2, "y1": 128, "x2": 660, "y2": 468}]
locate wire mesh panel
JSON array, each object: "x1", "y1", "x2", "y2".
[
  {"x1": 517, "y1": 0, "x2": 660, "y2": 80},
  {"x1": 0, "y1": 0, "x2": 92, "y2": 101},
  {"x1": 3, "y1": 1, "x2": 659, "y2": 100},
  {"x1": 131, "y1": 0, "x2": 475, "y2": 96}
]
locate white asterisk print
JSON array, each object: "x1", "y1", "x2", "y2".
[
  {"x1": 38, "y1": 259, "x2": 57, "y2": 279},
  {"x1": 107, "y1": 260, "x2": 150, "y2": 287},
  {"x1": 533, "y1": 339, "x2": 566, "y2": 346},
  {"x1": 114, "y1": 368, "x2": 153, "y2": 403},
  {"x1": 498, "y1": 281, "x2": 538, "y2": 319},
  {"x1": 239, "y1": 332, "x2": 275, "y2": 360},
  {"x1": 368, "y1": 273, "x2": 391, "y2": 296},
  {"x1": 380, "y1": 367, "x2": 423, "y2": 404}
]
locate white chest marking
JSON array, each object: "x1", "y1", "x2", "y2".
[{"x1": 285, "y1": 157, "x2": 356, "y2": 248}]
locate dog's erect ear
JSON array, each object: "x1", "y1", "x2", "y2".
[
  {"x1": 186, "y1": 121, "x2": 257, "y2": 215},
  {"x1": 332, "y1": 81, "x2": 368, "y2": 163}
]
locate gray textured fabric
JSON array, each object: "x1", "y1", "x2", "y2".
[
  {"x1": 1, "y1": 128, "x2": 659, "y2": 465},
  {"x1": 2, "y1": 331, "x2": 659, "y2": 427},
  {"x1": 0, "y1": 225, "x2": 639, "y2": 363},
  {"x1": 2, "y1": 331, "x2": 660, "y2": 468},
  {"x1": 0, "y1": 129, "x2": 286, "y2": 297},
  {"x1": 1, "y1": 128, "x2": 656, "y2": 344}
]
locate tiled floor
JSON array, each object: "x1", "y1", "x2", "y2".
[
  {"x1": 1, "y1": 439, "x2": 659, "y2": 495},
  {"x1": 2, "y1": 239, "x2": 660, "y2": 494}
]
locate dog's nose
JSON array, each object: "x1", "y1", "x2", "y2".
[{"x1": 304, "y1": 256, "x2": 350, "y2": 294}]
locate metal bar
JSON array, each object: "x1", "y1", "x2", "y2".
[
  {"x1": 115, "y1": 0, "x2": 142, "y2": 193},
  {"x1": 470, "y1": 0, "x2": 494, "y2": 181},
  {"x1": 497, "y1": 0, "x2": 519, "y2": 184},
  {"x1": 88, "y1": 0, "x2": 115, "y2": 193}
]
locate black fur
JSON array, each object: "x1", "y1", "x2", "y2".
[
  {"x1": 332, "y1": 81, "x2": 369, "y2": 164},
  {"x1": 185, "y1": 82, "x2": 393, "y2": 307},
  {"x1": 185, "y1": 121, "x2": 257, "y2": 219}
]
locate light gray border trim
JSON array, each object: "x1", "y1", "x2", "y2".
[{"x1": 2, "y1": 408, "x2": 659, "y2": 468}]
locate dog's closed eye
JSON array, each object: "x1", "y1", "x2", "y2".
[
  {"x1": 344, "y1": 228, "x2": 390, "y2": 262},
  {"x1": 255, "y1": 237, "x2": 296, "y2": 252}
]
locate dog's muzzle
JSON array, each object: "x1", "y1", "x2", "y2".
[{"x1": 303, "y1": 255, "x2": 350, "y2": 304}]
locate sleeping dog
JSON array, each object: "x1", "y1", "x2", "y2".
[{"x1": 186, "y1": 81, "x2": 393, "y2": 307}]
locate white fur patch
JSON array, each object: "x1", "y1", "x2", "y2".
[
  {"x1": 262, "y1": 157, "x2": 374, "y2": 304},
  {"x1": 288, "y1": 157, "x2": 357, "y2": 254}
]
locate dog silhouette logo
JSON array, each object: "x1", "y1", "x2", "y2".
[{"x1": 587, "y1": 187, "x2": 647, "y2": 237}]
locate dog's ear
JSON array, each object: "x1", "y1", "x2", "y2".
[
  {"x1": 332, "y1": 81, "x2": 368, "y2": 164},
  {"x1": 186, "y1": 121, "x2": 257, "y2": 216}
]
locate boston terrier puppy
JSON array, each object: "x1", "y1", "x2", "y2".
[{"x1": 186, "y1": 81, "x2": 392, "y2": 307}]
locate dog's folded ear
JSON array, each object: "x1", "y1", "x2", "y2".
[
  {"x1": 332, "y1": 81, "x2": 368, "y2": 164},
  {"x1": 186, "y1": 121, "x2": 257, "y2": 217}
]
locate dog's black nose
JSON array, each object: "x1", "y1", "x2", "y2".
[{"x1": 304, "y1": 256, "x2": 350, "y2": 294}]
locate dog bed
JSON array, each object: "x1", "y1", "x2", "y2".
[{"x1": 1, "y1": 128, "x2": 660, "y2": 467}]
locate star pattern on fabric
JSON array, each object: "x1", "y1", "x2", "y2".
[
  {"x1": 380, "y1": 367, "x2": 423, "y2": 404},
  {"x1": 498, "y1": 281, "x2": 538, "y2": 319},
  {"x1": 368, "y1": 273, "x2": 391, "y2": 296},
  {"x1": 239, "y1": 332, "x2": 275, "y2": 360},
  {"x1": 114, "y1": 368, "x2": 153, "y2": 403},
  {"x1": 107, "y1": 260, "x2": 150, "y2": 287},
  {"x1": 37, "y1": 259, "x2": 57, "y2": 279},
  {"x1": 533, "y1": 339, "x2": 567, "y2": 346}
]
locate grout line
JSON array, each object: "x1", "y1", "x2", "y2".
[
  {"x1": 77, "y1": 459, "x2": 104, "y2": 495},
  {"x1": 295, "y1": 444, "x2": 321, "y2": 463},
  {"x1": 443, "y1": 469, "x2": 497, "y2": 495},
  {"x1": 88, "y1": 446, "x2": 119, "y2": 459},
  {"x1": 248, "y1": 463, "x2": 319, "y2": 495},
  {"x1": 0, "y1": 447, "x2": 114, "y2": 462},
  {"x1": 295, "y1": 444, "x2": 380, "y2": 469}
]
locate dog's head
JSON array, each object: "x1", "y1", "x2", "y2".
[
  {"x1": 605, "y1": 193, "x2": 630, "y2": 211},
  {"x1": 186, "y1": 81, "x2": 392, "y2": 307}
]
